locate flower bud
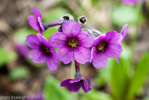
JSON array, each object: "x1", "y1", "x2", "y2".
[{"x1": 78, "y1": 15, "x2": 87, "y2": 25}]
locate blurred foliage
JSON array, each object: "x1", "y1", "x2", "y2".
[
  {"x1": 111, "y1": 5, "x2": 144, "y2": 27},
  {"x1": 8, "y1": 66, "x2": 30, "y2": 80},
  {"x1": 43, "y1": 76, "x2": 71, "y2": 100},
  {"x1": 126, "y1": 52, "x2": 149, "y2": 100},
  {"x1": 80, "y1": 90, "x2": 113, "y2": 100},
  {"x1": 0, "y1": 48, "x2": 17, "y2": 67},
  {"x1": 14, "y1": 28, "x2": 30, "y2": 44},
  {"x1": 144, "y1": 98, "x2": 149, "y2": 100}
]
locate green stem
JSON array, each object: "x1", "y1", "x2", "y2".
[
  {"x1": 71, "y1": 60, "x2": 75, "y2": 78},
  {"x1": 71, "y1": 60, "x2": 78, "y2": 100}
]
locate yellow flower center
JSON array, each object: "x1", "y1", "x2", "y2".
[
  {"x1": 41, "y1": 45, "x2": 51, "y2": 55},
  {"x1": 68, "y1": 38, "x2": 78, "y2": 48},
  {"x1": 43, "y1": 46, "x2": 50, "y2": 53},
  {"x1": 97, "y1": 41, "x2": 106, "y2": 51}
]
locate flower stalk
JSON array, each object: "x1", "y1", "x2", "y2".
[
  {"x1": 42, "y1": 20, "x2": 62, "y2": 30},
  {"x1": 75, "y1": 60, "x2": 80, "y2": 73}
]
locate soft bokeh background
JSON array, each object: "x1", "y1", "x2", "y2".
[{"x1": 0, "y1": 0, "x2": 149, "y2": 100}]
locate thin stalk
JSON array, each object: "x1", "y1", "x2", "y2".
[
  {"x1": 75, "y1": 60, "x2": 80, "y2": 72},
  {"x1": 71, "y1": 60, "x2": 75, "y2": 78},
  {"x1": 42, "y1": 20, "x2": 62, "y2": 30},
  {"x1": 71, "y1": 60, "x2": 78, "y2": 100}
]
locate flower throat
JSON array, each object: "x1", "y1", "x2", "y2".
[
  {"x1": 97, "y1": 41, "x2": 106, "y2": 52},
  {"x1": 68, "y1": 38, "x2": 78, "y2": 48}
]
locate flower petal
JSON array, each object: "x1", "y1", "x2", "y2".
[
  {"x1": 29, "y1": 49, "x2": 41, "y2": 59},
  {"x1": 92, "y1": 53, "x2": 107, "y2": 69},
  {"x1": 105, "y1": 43, "x2": 122, "y2": 58},
  {"x1": 122, "y1": 0, "x2": 137, "y2": 5},
  {"x1": 49, "y1": 32, "x2": 67, "y2": 48},
  {"x1": 105, "y1": 31, "x2": 121, "y2": 43},
  {"x1": 57, "y1": 47, "x2": 74, "y2": 64},
  {"x1": 26, "y1": 34, "x2": 41, "y2": 48},
  {"x1": 69, "y1": 78, "x2": 83, "y2": 83},
  {"x1": 90, "y1": 46, "x2": 98, "y2": 62},
  {"x1": 93, "y1": 34, "x2": 106, "y2": 46},
  {"x1": 28, "y1": 15, "x2": 40, "y2": 31},
  {"x1": 32, "y1": 52, "x2": 46, "y2": 64},
  {"x1": 37, "y1": 17, "x2": 44, "y2": 34},
  {"x1": 32, "y1": 8, "x2": 42, "y2": 18},
  {"x1": 77, "y1": 32, "x2": 93, "y2": 47},
  {"x1": 120, "y1": 24, "x2": 128, "y2": 40},
  {"x1": 74, "y1": 46, "x2": 91, "y2": 64},
  {"x1": 37, "y1": 34, "x2": 49, "y2": 47},
  {"x1": 62, "y1": 21, "x2": 81, "y2": 36},
  {"x1": 82, "y1": 78, "x2": 91, "y2": 93},
  {"x1": 46, "y1": 55, "x2": 58, "y2": 71},
  {"x1": 60, "y1": 79, "x2": 72, "y2": 87},
  {"x1": 68, "y1": 82, "x2": 82, "y2": 92},
  {"x1": 116, "y1": 58, "x2": 119, "y2": 63}
]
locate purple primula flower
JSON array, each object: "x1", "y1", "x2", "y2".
[
  {"x1": 26, "y1": 34, "x2": 58, "y2": 71},
  {"x1": 91, "y1": 24, "x2": 127, "y2": 69},
  {"x1": 122, "y1": 0, "x2": 146, "y2": 5},
  {"x1": 60, "y1": 78, "x2": 91, "y2": 93},
  {"x1": 49, "y1": 21, "x2": 93, "y2": 64},
  {"x1": 28, "y1": 8, "x2": 44, "y2": 34}
]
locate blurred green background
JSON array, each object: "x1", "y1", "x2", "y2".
[{"x1": 0, "y1": 0, "x2": 149, "y2": 100}]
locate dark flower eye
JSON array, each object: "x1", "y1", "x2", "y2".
[{"x1": 78, "y1": 15, "x2": 87, "y2": 25}]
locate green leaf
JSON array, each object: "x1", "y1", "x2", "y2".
[
  {"x1": 96, "y1": 58, "x2": 114, "y2": 85},
  {"x1": 9, "y1": 66, "x2": 30, "y2": 80},
  {"x1": 111, "y1": 5, "x2": 144, "y2": 26},
  {"x1": 80, "y1": 90, "x2": 113, "y2": 100},
  {"x1": 14, "y1": 28, "x2": 30, "y2": 44},
  {"x1": 110, "y1": 45, "x2": 132, "y2": 100},
  {"x1": 110, "y1": 58, "x2": 130, "y2": 100},
  {"x1": 0, "y1": 48, "x2": 17, "y2": 67},
  {"x1": 126, "y1": 52, "x2": 149, "y2": 100},
  {"x1": 43, "y1": 76, "x2": 71, "y2": 100},
  {"x1": 43, "y1": 26, "x2": 59, "y2": 39}
]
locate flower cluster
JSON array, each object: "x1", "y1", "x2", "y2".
[{"x1": 26, "y1": 8, "x2": 127, "y2": 93}]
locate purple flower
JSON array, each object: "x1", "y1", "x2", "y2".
[
  {"x1": 91, "y1": 24, "x2": 127, "y2": 69},
  {"x1": 122, "y1": 0, "x2": 146, "y2": 5},
  {"x1": 28, "y1": 8, "x2": 44, "y2": 34},
  {"x1": 26, "y1": 34, "x2": 58, "y2": 71},
  {"x1": 15, "y1": 43, "x2": 29, "y2": 57},
  {"x1": 49, "y1": 21, "x2": 93, "y2": 64},
  {"x1": 60, "y1": 78, "x2": 91, "y2": 93}
]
